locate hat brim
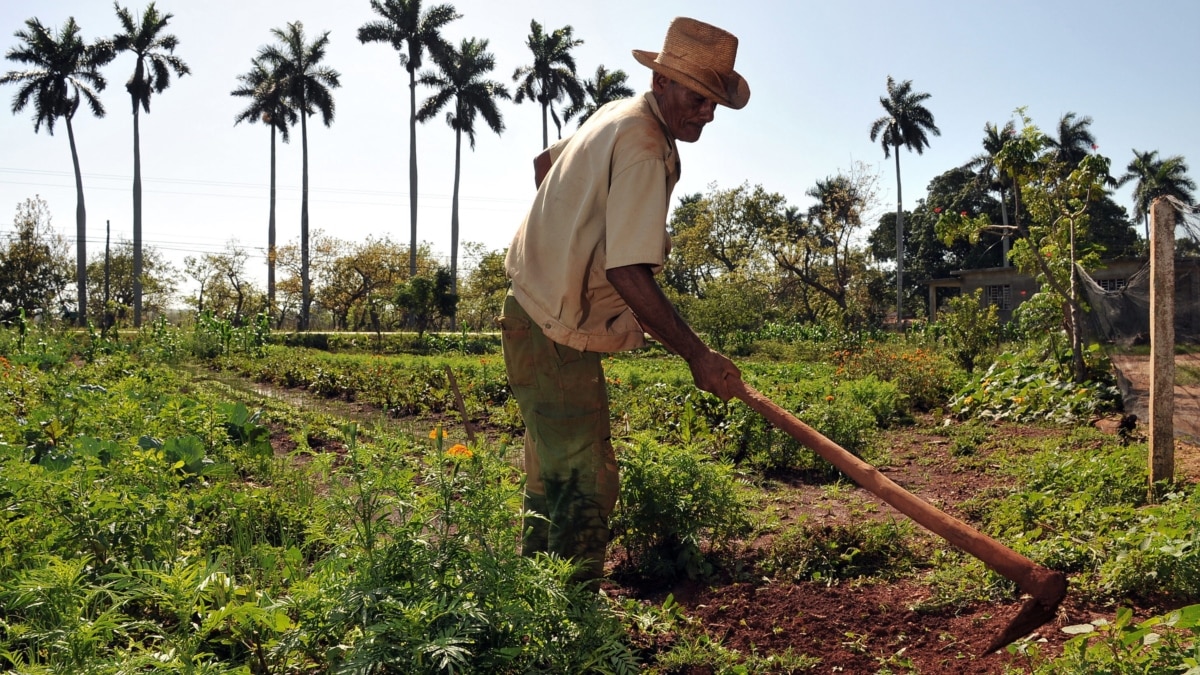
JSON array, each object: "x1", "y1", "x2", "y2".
[{"x1": 633, "y1": 49, "x2": 749, "y2": 110}]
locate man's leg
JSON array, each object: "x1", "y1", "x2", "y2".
[{"x1": 499, "y1": 294, "x2": 618, "y2": 580}]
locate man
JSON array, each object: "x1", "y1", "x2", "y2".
[{"x1": 500, "y1": 17, "x2": 749, "y2": 581}]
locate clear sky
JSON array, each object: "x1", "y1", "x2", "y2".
[{"x1": 3, "y1": 0, "x2": 1198, "y2": 293}]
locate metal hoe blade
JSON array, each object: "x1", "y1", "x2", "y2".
[{"x1": 986, "y1": 568, "x2": 1068, "y2": 653}]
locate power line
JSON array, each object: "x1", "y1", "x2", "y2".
[{"x1": 0, "y1": 166, "x2": 528, "y2": 207}]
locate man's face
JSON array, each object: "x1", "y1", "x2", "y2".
[{"x1": 653, "y1": 73, "x2": 717, "y2": 143}]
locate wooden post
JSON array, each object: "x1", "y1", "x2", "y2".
[{"x1": 1148, "y1": 198, "x2": 1175, "y2": 491}]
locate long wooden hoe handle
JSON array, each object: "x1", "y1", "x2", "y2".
[{"x1": 731, "y1": 379, "x2": 1066, "y2": 650}]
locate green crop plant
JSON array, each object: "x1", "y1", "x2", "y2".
[{"x1": 612, "y1": 437, "x2": 751, "y2": 581}]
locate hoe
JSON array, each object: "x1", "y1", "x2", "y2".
[{"x1": 731, "y1": 380, "x2": 1067, "y2": 653}]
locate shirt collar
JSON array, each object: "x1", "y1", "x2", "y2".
[{"x1": 642, "y1": 91, "x2": 680, "y2": 180}]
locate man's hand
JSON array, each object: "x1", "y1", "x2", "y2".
[
  {"x1": 607, "y1": 264, "x2": 742, "y2": 401},
  {"x1": 688, "y1": 347, "x2": 741, "y2": 401}
]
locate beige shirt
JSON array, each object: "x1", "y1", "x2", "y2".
[{"x1": 505, "y1": 92, "x2": 680, "y2": 353}]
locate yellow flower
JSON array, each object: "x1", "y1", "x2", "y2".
[
  {"x1": 447, "y1": 444, "x2": 473, "y2": 459},
  {"x1": 825, "y1": 395, "x2": 835, "y2": 402},
  {"x1": 429, "y1": 426, "x2": 442, "y2": 439},
  {"x1": 964, "y1": 396, "x2": 974, "y2": 405}
]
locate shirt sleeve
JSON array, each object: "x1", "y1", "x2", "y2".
[
  {"x1": 605, "y1": 157, "x2": 669, "y2": 269},
  {"x1": 547, "y1": 135, "x2": 571, "y2": 164}
]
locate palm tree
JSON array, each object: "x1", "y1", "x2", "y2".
[
  {"x1": 1046, "y1": 112, "x2": 1097, "y2": 169},
  {"x1": 1117, "y1": 149, "x2": 1197, "y2": 240},
  {"x1": 512, "y1": 20, "x2": 583, "y2": 148},
  {"x1": 563, "y1": 64, "x2": 634, "y2": 128},
  {"x1": 258, "y1": 21, "x2": 341, "y2": 331},
  {"x1": 868, "y1": 75, "x2": 940, "y2": 325},
  {"x1": 2, "y1": 17, "x2": 113, "y2": 326},
  {"x1": 357, "y1": 0, "x2": 460, "y2": 279},
  {"x1": 232, "y1": 56, "x2": 296, "y2": 317},
  {"x1": 418, "y1": 37, "x2": 509, "y2": 301},
  {"x1": 113, "y1": 2, "x2": 189, "y2": 327},
  {"x1": 964, "y1": 121, "x2": 1017, "y2": 264}
]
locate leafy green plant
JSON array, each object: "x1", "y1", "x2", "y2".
[
  {"x1": 1015, "y1": 605, "x2": 1200, "y2": 674},
  {"x1": 949, "y1": 343, "x2": 1120, "y2": 423},
  {"x1": 612, "y1": 438, "x2": 750, "y2": 580},
  {"x1": 934, "y1": 289, "x2": 1001, "y2": 372},
  {"x1": 761, "y1": 519, "x2": 922, "y2": 582}
]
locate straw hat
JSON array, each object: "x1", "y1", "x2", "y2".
[{"x1": 632, "y1": 17, "x2": 750, "y2": 110}]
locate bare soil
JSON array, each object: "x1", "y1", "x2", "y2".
[{"x1": 1110, "y1": 352, "x2": 1200, "y2": 442}]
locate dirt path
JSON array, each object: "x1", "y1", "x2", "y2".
[{"x1": 1109, "y1": 352, "x2": 1200, "y2": 442}]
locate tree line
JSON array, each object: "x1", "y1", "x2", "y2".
[
  {"x1": 2, "y1": 0, "x2": 634, "y2": 330},
  {"x1": 4, "y1": 4, "x2": 1196, "y2": 339}
]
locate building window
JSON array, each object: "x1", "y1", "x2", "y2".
[
  {"x1": 984, "y1": 284, "x2": 1012, "y2": 310},
  {"x1": 1098, "y1": 277, "x2": 1127, "y2": 292}
]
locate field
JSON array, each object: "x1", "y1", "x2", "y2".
[{"x1": 2, "y1": 321, "x2": 1199, "y2": 673}]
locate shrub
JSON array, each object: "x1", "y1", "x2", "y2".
[
  {"x1": 761, "y1": 519, "x2": 922, "y2": 582},
  {"x1": 835, "y1": 342, "x2": 963, "y2": 412},
  {"x1": 933, "y1": 289, "x2": 1001, "y2": 372},
  {"x1": 949, "y1": 344, "x2": 1121, "y2": 423},
  {"x1": 612, "y1": 438, "x2": 750, "y2": 581}
]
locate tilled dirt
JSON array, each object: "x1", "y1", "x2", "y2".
[
  {"x1": 601, "y1": 420, "x2": 1200, "y2": 674},
  {"x1": 1110, "y1": 352, "x2": 1200, "y2": 442}
]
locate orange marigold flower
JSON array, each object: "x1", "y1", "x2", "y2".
[
  {"x1": 429, "y1": 426, "x2": 442, "y2": 439},
  {"x1": 447, "y1": 444, "x2": 473, "y2": 459},
  {"x1": 825, "y1": 395, "x2": 835, "y2": 402}
]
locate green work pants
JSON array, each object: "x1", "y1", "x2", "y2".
[{"x1": 499, "y1": 293, "x2": 618, "y2": 581}]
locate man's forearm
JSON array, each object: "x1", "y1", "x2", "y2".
[{"x1": 606, "y1": 264, "x2": 706, "y2": 359}]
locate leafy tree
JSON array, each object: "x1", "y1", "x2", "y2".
[
  {"x1": 318, "y1": 235, "x2": 408, "y2": 330},
  {"x1": 183, "y1": 252, "x2": 218, "y2": 315},
  {"x1": 511, "y1": 20, "x2": 583, "y2": 147},
  {"x1": 869, "y1": 75, "x2": 940, "y2": 324},
  {"x1": 1117, "y1": 149, "x2": 1196, "y2": 240},
  {"x1": 112, "y1": 1, "x2": 190, "y2": 327},
  {"x1": 1046, "y1": 111, "x2": 1098, "y2": 169},
  {"x1": 663, "y1": 193, "x2": 716, "y2": 298},
  {"x1": 258, "y1": 21, "x2": 342, "y2": 331},
  {"x1": 85, "y1": 237, "x2": 177, "y2": 326},
  {"x1": 1, "y1": 17, "x2": 113, "y2": 325},
  {"x1": 694, "y1": 183, "x2": 767, "y2": 275},
  {"x1": 456, "y1": 242, "x2": 508, "y2": 331},
  {"x1": 0, "y1": 196, "x2": 72, "y2": 322},
  {"x1": 1080, "y1": 195, "x2": 1139, "y2": 258},
  {"x1": 563, "y1": 64, "x2": 634, "y2": 128},
  {"x1": 938, "y1": 111, "x2": 1112, "y2": 382},
  {"x1": 761, "y1": 168, "x2": 886, "y2": 325},
  {"x1": 232, "y1": 55, "x2": 296, "y2": 314},
  {"x1": 963, "y1": 121, "x2": 1018, "y2": 259},
  {"x1": 358, "y1": 0, "x2": 459, "y2": 278},
  {"x1": 274, "y1": 230, "x2": 342, "y2": 330},
  {"x1": 395, "y1": 267, "x2": 457, "y2": 336},
  {"x1": 870, "y1": 167, "x2": 1004, "y2": 289},
  {"x1": 686, "y1": 272, "x2": 768, "y2": 353},
  {"x1": 418, "y1": 37, "x2": 510, "y2": 300},
  {"x1": 935, "y1": 289, "x2": 1000, "y2": 372}
]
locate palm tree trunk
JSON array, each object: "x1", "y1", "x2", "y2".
[
  {"x1": 300, "y1": 110, "x2": 310, "y2": 331},
  {"x1": 408, "y1": 65, "x2": 419, "y2": 278},
  {"x1": 540, "y1": 100, "x2": 548, "y2": 149},
  {"x1": 268, "y1": 125, "x2": 277, "y2": 314},
  {"x1": 65, "y1": 114, "x2": 87, "y2": 326},
  {"x1": 999, "y1": 185, "x2": 1010, "y2": 266},
  {"x1": 133, "y1": 103, "x2": 143, "y2": 327},
  {"x1": 893, "y1": 150, "x2": 904, "y2": 327},
  {"x1": 450, "y1": 125, "x2": 462, "y2": 330}
]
